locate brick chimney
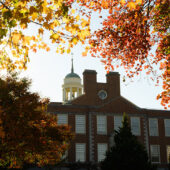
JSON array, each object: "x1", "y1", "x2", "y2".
[
  {"x1": 106, "y1": 72, "x2": 120, "y2": 97},
  {"x1": 83, "y1": 70, "x2": 97, "y2": 96}
]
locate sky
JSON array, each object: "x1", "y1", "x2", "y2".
[
  {"x1": 19, "y1": 41, "x2": 166, "y2": 110},
  {"x1": 2, "y1": 5, "x2": 168, "y2": 110}
]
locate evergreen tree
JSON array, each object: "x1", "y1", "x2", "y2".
[{"x1": 101, "y1": 114, "x2": 156, "y2": 170}]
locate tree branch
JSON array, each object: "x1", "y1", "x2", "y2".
[{"x1": 0, "y1": 1, "x2": 10, "y2": 10}]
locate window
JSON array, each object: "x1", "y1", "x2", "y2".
[
  {"x1": 131, "y1": 117, "x2": 140, "y2": 136},
  {"x1": 76, "y1": 143, "x2": 86, "y2": 162},
  {"x1": 57, "y1": 114, "x2": 68, "y2": 125},
  {"x1": 98, "y1": 144, "x2": 107, "y2": 162},
  {"x1": 149, "y1": 118, "x2": 158, "y2": 136},
  {"x1": 164, "y1": 119, "x2": 170, "y2": 136},
  {"x1": 97, "y1": 115, "x2": 107, "y2": 134},
  {"x1": 76, "y1": 115, "x2": 86, "y2": 134},
  {"x1": 167, "y1": 146, "x2": 170, "y2": 163},
  {"x1": 150, "y1": 145, "x2": 160, "y2": 163},
  {"x1": 114, "y1": 116, "x2": 123, "y2": 131}
]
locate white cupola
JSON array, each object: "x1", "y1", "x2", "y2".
[{"x1": 62, "y1": 58, "x2": 83, "y2": 102}]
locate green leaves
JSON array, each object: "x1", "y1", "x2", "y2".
[{"x1": 0, "y1": 29, "x2": 7, "y2": 39}]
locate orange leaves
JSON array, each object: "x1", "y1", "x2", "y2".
[
  {"x1": 12, "y1": 33, "x2": 21, "y2": 44},
  {"x1": 127, "y1": 2, "x2": 136, "y2": 10},
  {"x1": 82, "y1": 51, "x2": 88, "y2": 56},
  {"x1": 0, "y1": 74, "x2": 73, "y2": 168},
  {"x1": 38, "y1": 28, "x2": 44, "y2": 35},
  {"x1": 120, "y1": 0, "x2": 126, "y2": 5},
  {"x1": 81, "y1": 18, "x2": 89, "y2": 28},
  {"x1": 83, "y1": 0, "x2": 169, "y2": 108},
  {"x1": 101, "y1": 0, "x2": 109, "y2": 8}
]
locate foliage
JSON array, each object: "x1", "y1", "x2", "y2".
[
  {"x1": 101, "y1": 114, "x2": 156, "y2": 170},
  {"x1": 1, "y1": 0, "x2": 169, "y2": 108},
  {"x1": 0, "y1": 73, "x2": 73, "y2": 168},
  {"x1": 78, "y1": 0, "x2": 170, "y2": 108},
  {"x1": 0, "y1": 0, "x2": 90, "y2": 70}
]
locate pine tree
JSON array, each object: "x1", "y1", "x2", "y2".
[{"x1": 101, "y1": 114, "x2": 156, "y2": 170}]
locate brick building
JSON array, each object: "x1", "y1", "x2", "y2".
[{"x1": 48, "y1": 61, "x2": 170, "y2": 169}]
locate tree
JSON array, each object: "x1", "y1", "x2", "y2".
[
  {"x1": 78, "y1": 0, "x2": 169, "y2": 108},
  {"x1": 0, "y1": 73, "x2": 73, "y2": 169},
  {"x1": 101, "y1": 114, "x2": 156, "y2": 170},
  {"x1": 0, "y1": 0, "x2": 90, "y2": 70}
]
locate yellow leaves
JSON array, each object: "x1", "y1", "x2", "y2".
[
  {"x1": 79, "y1": 28, "x2": 90, "y2": 40},
  {"x1": 22, "y1": 36, "x2": 31, "y2": 46},
  {"x1": 127, "y1": 2, "x2": 136, "y2": 10},
  {"x1": 51, "y1": 33, "x2": 60, "y2": 40},
  {"x1": 72, "y1": 37, "x2": 78, "y2": 45},
  {"x1": 71, "y1": 9, "x2": 76, "y2": 14},
  {"x1": 31, "y1": 12, "x2": 38, "y2": 21},
  {"x1": 63, "y1": 17, "x2": 70, "y2": 23},
  {"x1": 89, "y1": 1, "x2": 94, "y2": 7},
  {"x1": 0, "y1": 0, "x2": 91, "y2": 71},
  {"x1": 42, "y1": 0, "x2": 48, "y2": 13},
  {"x1": 81, "y1": 19, "x2": 89, "y2": 28},
  {"x1": 67, "y1": 48, "x2": 71, "y2": 54},
  {"x1": 53, "y1": 20, "x2": 60, "y2": 27},
  {"x1": 76, "y1": 15, "x2": 80, "y2": 22},
  {"x1": 120, "y1": 0, "x2": 126, "y2": 5},
  {"x1": 12, "y1": 33, "x2": 21, "y2": 44},
  {"x1": 136, "y1": 0, "x2": 142, "y2": 4},
  {"x1": 126, "y1": 0, "x2": 142, "y2": 10},
  {"x1": 12, "y1": 50, "x2": 17, "y2": 56},
  {"x1": 101, "y1": 0, "x2": 109, "y2": 8}
]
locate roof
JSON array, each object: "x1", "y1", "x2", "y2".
[{"x1": 65, "y1": 72, "x2": 80, "y2": 79}]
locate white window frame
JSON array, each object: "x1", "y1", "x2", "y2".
[
  {"x1": 131, "y1": 117, "x2": 141, "y2": 136},
  {"x1": 97, "y1": 143, "x2": 108, "y2": 162},
  {"x1": 114, "y1": 116, "x2": 123, "y2": 131},
  {"x1": 150, "y1": 145, "x2": 160, "y2": 163},
  {"x1": 76, "y1": 143, "x2": 86, "y2": 162},
  {"x1": 149, "y1": 118, "x2": 159, "y2": 136},
  {"x1": 164, "y1": 119, "x2": 170, "y2": 137},
  {"x1": 167, "y1": 146, "x2": 170, "y2": 163},
  {"x1": 57, "y1": 114, "x2": 68, "y2": 125},
  {"x1": 76, "y1": 115, "x2": 86, "y2": 134},
  {"x1": 97, "y1": 115, "x2": 107, "y2": 134}
]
